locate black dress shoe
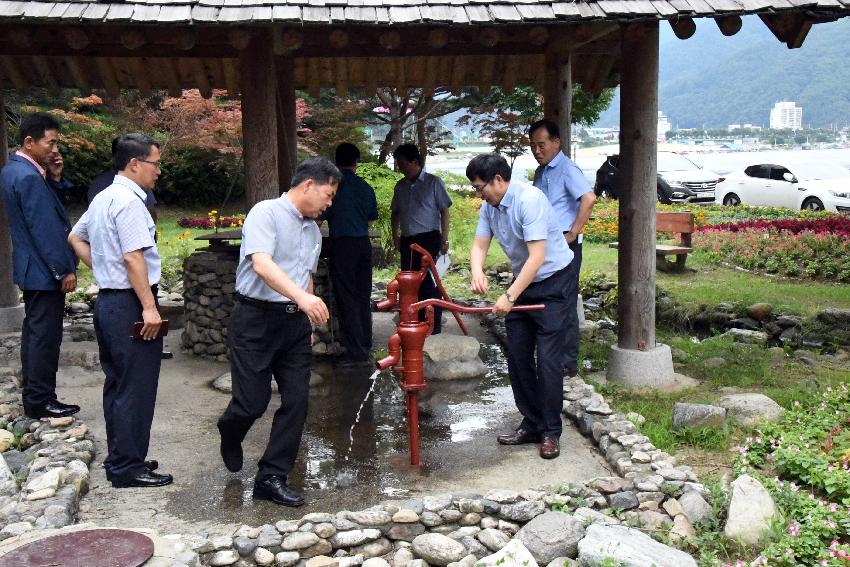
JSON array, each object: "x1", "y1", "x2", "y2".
[
  {"x1": 540, "y1": 436, "x2": 561, "y2": 459},
  {"x1": 111, "y1": 470, "x2": 173, "y2": 488},
  {"x1": 252, "y1": 475, "x2": 305, "y2": 507},
  {"x1": 497, "y1": 428, "x2": 542, "y2": 445},
  {"x1": 218, "y1": 425, "x2": 243, "y2": 472},
  {"x1": 24, "y1": 400, "x2": 80, "y2": 419},
  {"x1": 145, "y1": 460, "x2": 159, "y2": 471},
  {"x1": 161, "y1": 351, "x2": 173, "y2": 360}
]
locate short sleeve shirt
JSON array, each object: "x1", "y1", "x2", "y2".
[
  {"x1": 533, "y1": 151, "x2": 593, "y2": 233},
  {"x1": 71, "y1": 175, "x2": 160, "y2": 288},
  {"x1": 235, "y1": 195, "x2": 322, "y2": 302},
  {"x1": 390, "y1": 169, "x2": 452, "y2": 237},
  {"x1": 475, "y1": 180, "x2": 572, "y2": 282},
  {"x1": 322, "y1": 170, "x2": 378, "y2": 239}
]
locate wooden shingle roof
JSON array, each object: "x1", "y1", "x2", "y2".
[{"x1": 0, "y1": 0, "x2": 848, "y2": 25}]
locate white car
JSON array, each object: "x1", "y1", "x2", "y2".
[{"x1": 715, "y1": 162, "x2": 850, "y2": 213}]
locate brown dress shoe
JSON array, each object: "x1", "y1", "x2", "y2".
[
  {"x1": 540, "y1": 436, "x2": 560, "y2": 459},
  {"x1": 497, "y1": 428, "x2": 542, "y2": 445}
]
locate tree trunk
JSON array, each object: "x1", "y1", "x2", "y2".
[{"x1": 416, "y1": 121, "x2": 428, "y2": 168}]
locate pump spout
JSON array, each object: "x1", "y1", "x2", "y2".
[
  {"x1": 375, "y1": 333, "x2": 402, "y2": 371},
  {"x1": 375, "y1": 279, "x2": 400, "y2": 311}
]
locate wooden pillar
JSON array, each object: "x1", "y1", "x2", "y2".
[
  {"x1": 544, "y1": 51, "x2": 572, "y2": 157},
  {"x1": 275, "y1": 56, "x2": 297, "y2": 192},
  {"x1": 0, "y1": 87, "x2": 19, "y2": 308},
  {"x1": 617, "y1": 22, "x2": 659, "y2": 351},
  {"x1": 240, "y1": 30, "x2": 279, "y2": 208}
]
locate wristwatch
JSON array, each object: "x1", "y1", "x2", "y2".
[{"x1": 504, "y1": 291, "x2": 516, "y2": 303}]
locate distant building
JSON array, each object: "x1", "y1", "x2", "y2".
[
  {"x1": 657, "y1": 111, "x2": 672, "y2": 139},
  {"x1": 769, "y1": 102, "x2": 803, "y2": 130},
  {"x1": 728, "y1": 123, "x2": 763, "y2": 132}
]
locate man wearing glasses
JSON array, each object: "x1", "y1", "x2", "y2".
[
  {"x1": 69, "y1": 133, "x2": 172, "y2": 489},
  {"x1": 467, "y1": 153, "x2": 574, "y2": 459},
  {"x1": 529, "y1": 119, "x2": 597, "y2": 378}
]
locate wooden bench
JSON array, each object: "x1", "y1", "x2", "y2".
[{"x1": 608, "y1": 211, "x2": 695, "y2": 273}]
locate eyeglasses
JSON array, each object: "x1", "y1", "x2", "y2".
[
  {"x1": 471, "y1": 180, "x2": 491, "y2": 194},
  {"x1": 136, "y1": 158, "x2": 161, "y2": 170}
]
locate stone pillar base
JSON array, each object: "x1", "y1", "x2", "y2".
[
  {"x1": 606, "y1": 343, "x2": 675, "y2": 387},
  {"x1": 0, "y1": 304, "x2": 24, "y2": 333}
]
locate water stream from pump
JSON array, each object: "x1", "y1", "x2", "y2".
[{"x1": 336, "y1": 369, "x2": 382, "y2": 487}]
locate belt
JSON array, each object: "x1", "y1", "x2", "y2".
[
  {"x1": 235, "y1": 293, "x2": 300, "y2": 314},
  {"x1": 99, "y1": 285, "x2": 158, "y2": 294}
]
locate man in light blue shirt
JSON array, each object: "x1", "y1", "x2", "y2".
[
  {"x1": 467, "y1": 153, "x2": 576, "y2": 460},
  {"x1": 69, "y1": 133, "x2": 171, "y2": 489},
  {"x1": 530, "y1": 119, "x2": 597, "y2": 377},
  {"x1": 218, "y1": 157, "x2": 340, "y2": 508}
]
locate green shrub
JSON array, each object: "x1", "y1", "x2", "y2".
[{"x1": 156, "y1": 146, "x2": 244, "y2": 207}]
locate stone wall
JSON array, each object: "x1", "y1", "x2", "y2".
[{"x1": 181, "y1": 248, "x2": 343, "y2": 361}]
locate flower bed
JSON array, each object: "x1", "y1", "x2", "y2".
[
  {"x1": 733, "y1": 384, "x2": 850, "y2": 566},
  {"x1": 694, "y1": 218, "x2": 850, "y2": 282},
  {"x1": 177, "y1": 210, "x2": 245, "y2": 230}
]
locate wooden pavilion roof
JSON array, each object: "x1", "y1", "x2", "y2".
[{"x1": 0, "y1": 1, "x2": 847, "y2": 97}]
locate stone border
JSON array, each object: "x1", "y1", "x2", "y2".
[{"x1": 0, "y1": 323, "x2": 710, "y2": 566}]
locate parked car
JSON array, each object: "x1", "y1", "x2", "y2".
[
  {"x1": 715, "y1": 162, "x2": 850, "y2": 213},
  {"x1": 594, "y1": 152, "x2": 718, "y2": 204}
]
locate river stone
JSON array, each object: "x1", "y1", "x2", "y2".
[
  {"x1": 723, "y1": 475, "x2": 777, "y2": 545},
  {"x1": 572, "y1": 508, "x2": 619, "y2": 527},
  {"x1": 577, "y1": 524, "x2": 697, "y2": 567},
  {"x1": 423, "y1": 494, "x2": 452, "y2": 512},
  {"x1": 420, "y1": 512, "x2": 442, "y2": 527},
  {"x1": 386, "y1": 522, "x2": 426, "y2": 541},
  {"x1": 477, "y1": 539, "x2": 537, "y2": 567},
  {"x1": 499, "y1": 500, "x2": 545, "y2": 522},
  {"x1": 331, "y1": 529, "x2": 382, "y2": 547},
  {"x1": 392, "y1": 547, "x2": 414, "y2": 567},
  {"x1": 460, "y1": 536, "x2": 487, "y2": 557},
  {"x1": 351, "y1": 537, "x2": 393, "y2": 558},
  {"x1": 0, "y1": 455, "x2": 16, "y2": 497},
  {"x1": 475, "y1": 529, "x2": 510, "y2": 552},
  {"x1": 718, "y1": 394, "x2": 783, "y2": 427},
  {"x1": 210, "y1": 550, "x2": 240, "y2": 566},
  {"x1": 255, "y1": 548, "x2": 275, "y2": 566},
  {"x1": 282, "y1": 532, "x2": 320, "y2": 550},
  {"x1": 439, "y1": 509, "x2": 462, "y2": 522},
  {"x1": 393, "y1": 509, "x2": 420, "y2": 523},
  {"x1": 0, "y1": 429, "x2": 15, "y2": 452},
  {"x1": 275, "y1": 551, "x2": 301, "y2": 567},
  {"x1": 234, "y1": 536, "x2": 258, "y2": 557},
  {"x1": 546, "y1": 559, "x2": 577, "y2": 567},
  {"x1": 669, "y1": 514, "x2": 695, "y2": 541},
  {"x1": 348, "y1": 510, "x2": 393, "y2": 526},
  {"x1": 315, "y1": 523, "x2": 337, "y2": 538},
  {"x1": 723, "y1": 328, "x2": 768, "y2": 344},
  {"x1": 422, "y1": 334, "x2": 485, "y2": 379},
  {"x1": 303, "y1": 539, "x2": 334, "y2": 558},
  {"x1": 484, "y1": 490, "x2": 520, "y2": 503},
  {"x1": 516, "y1": 511, "x2": 585, "y2": 563},
  {"x1": 747, "y1": 303, "x2": 773, "y2": 321},
  {"x1": 678, "y1": 491, "x2": 711, "y2": 525},
  {"x1": 412, "y1": 533, "x2": 467, "y2": 566},
  {"x1": 363, "y1": 559, "x2": 391, "y2": 567},
  {"x1": 607, "y1": 491, "x2": 639, "y2": 511},
  {"x1": 672, "y1": 403, "x2": 726, "y2": 430},
  {"x1": 305, "y1": 557, "x2": 339, "y2": 567}
]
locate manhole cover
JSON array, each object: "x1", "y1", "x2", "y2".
[{"x1": 0, "y1": 528, "x2": 154, "y2": 567}]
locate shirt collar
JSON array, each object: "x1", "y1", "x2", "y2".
[
  {"x1": 404, "y1": 168, "x2": 427, "y2": 186},
  {"x1": 282, "y1": 193, "x2": 305, "y2": 221},
  {"x1": 15, "y1": 151, "x2": 45, "y2": 178},
  {"x1": 545, "y1": 150, "x2": 566, "y2": 171},
  {"x1": 496, "y1": 181, "x2": 518, "y2": 212},
  {"x1": 113, "y1": 174, "x2": 148, "y2": 201}
]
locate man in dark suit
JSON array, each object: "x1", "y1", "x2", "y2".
[{"x1": 1, "y1": 113, "x2": 80, "y2": 419}]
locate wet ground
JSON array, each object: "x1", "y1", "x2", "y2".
[{"x1": 61, "y1": 313, "x2": 612, "y2": 534}]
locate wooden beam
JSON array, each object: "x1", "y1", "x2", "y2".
[
  {"x1": 714, "y1": 15, "x2": 743, "y2": 37},
  {"x1": 449, "y1": 56, "x2": 465, "y2": 96},
  {"x1": 96, "y1": 57, "x2": 120, "y2": 97},
  {"x1": 501, "y1": 55, "x2": 519, "y2": 92},
  {"x1": 1, "y1": 56, "x2": 29, "y2": 92},
  {"x1": 528, "y1": 26, "x2": 549, "y2": 47},
  {"x1": 759, "y1": 13, "x2": 814, "y2": 48},
  {"x1": 479, "y1": 29, "x2": 500, "y2": 49},
  {"x1": 364, "y1": 57, "x2": 378, "y2": 96},
  {"x1": 66, "y1": 58, "x2": 91, "y2": 94},
  {"x1": 478, "y1": 55, "x2": 495, "y2": 94},
  {"x1": 64, "y1": 28, "x2": 90, "y2": 51},
  {"x1": 307, "y1": 58, "x2": 321, "y2": 98},
  {"x1": 423, "y1": 56, "x2": 439, "y2": 94},
  {"x1": 175, "y1": 30, "x2": 197, "y2": 51},
  {"x1": 229, "y1": 29, "x2": 252, "y2": 51},
  {"x1": 222, "y1": 58, "x2": 239, "y2": 97},
  {"x1": 379, "y1": 31, "x2": 401, "y2": 51},
  {"x1": 127, "y1": 58, "x2": 151, "y2": 98},
  {"x1": 162, "y1": 58, "x2": 183, "y2": 97},
  {"x1": 618, "y1": 22, "x2": 659, "y2": 351},
  {"x1": 240, "y1": 29, "x2": 279, "y2": 207},
  {"x1": 427, "y1": 29, "x2": 449, "y2": 50},
  {"x1": 191, "y1": 59, "x2": 212, "y2": 98},
  {"x1": 7, "y1": 29, "x2": 31, "y2": 49},
  {"x1": 329, "y1": 30, "x2": 349, "y2": 49},
  {"x1": 397, "y1": 57, "x2": 407, "y2": 90},
  {"x1": 670, "y1": 18, "x2": 696, "y2": 40},
  {"x1": 543, "y1": 50, "x2": 572, "y2": 157},
  {"x1": 275, "y1": 56, "x2": 297, "y2": 193},
  {"x1": 334, "y1": 57, "x2": 348, "y2": 97},
  {"x1": 31, "y1": 56, "x2": 58, "y2": 94},
  {"x1": 121, "y1": 30, "x2": 147, "y2": 51},
  {"x1": 589, "y1": 55, "x2": 616, "y2": 97},
  {"x1": 0, "y1": 85, "x2": 20, "y2": 309}
]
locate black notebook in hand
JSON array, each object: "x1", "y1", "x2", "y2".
[{"x1": 131, "y1": 320, "x2": 169, "y2": 340}]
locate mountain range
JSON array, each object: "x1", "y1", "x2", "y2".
[{"x1": 595, "y1": 16, "x2": 850, "y2": 129}]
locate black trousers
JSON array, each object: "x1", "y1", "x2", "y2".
[
  {"x1": 399, "y1": 230, "x2": 443, "y2": 334},
  {"x1": 218, "y1": 299, "x2": 312, "y2": 479},
  {"x1": 21, "y1": 289, "x2": 65, "y2": 407},
  {"x1": 505, "y1": 265, "x2": 576, "y2": 438},
  {"x1": 94, "y1": 289, "x2": 163, "y2": 480},
  {"x1": 330, "y1": 237, "x2": 373, "y2": 361},
  {"x1": 565, "y1": 239, "x2": 583, "y2": 372}
]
